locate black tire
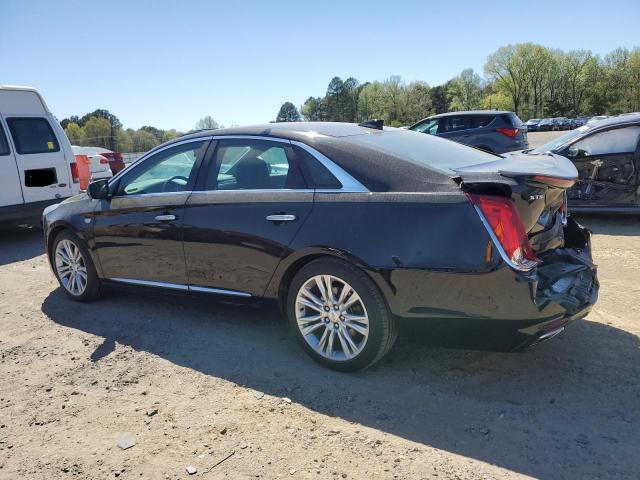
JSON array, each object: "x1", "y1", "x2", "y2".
[
  {"x1": 51, "y1": 230, "x2": 102, "y2": 302},
  {"x1": 286, "y1": 258, "x2": 398, "y2": 371}
]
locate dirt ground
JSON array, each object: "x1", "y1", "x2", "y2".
[{"x1": 1, "y1": 132, "x2": 639, "y2": 479}]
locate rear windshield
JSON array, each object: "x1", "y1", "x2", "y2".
[
  {"x1": 349, "y1": 129, "x2": 498, "y2": 174},
  {"x1": 7, "y1": 117, "x2": 60, "y2": 154}
]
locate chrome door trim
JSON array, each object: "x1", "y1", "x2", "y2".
[
  {"x1": 108, "y1": 277, "x2": 252, "y2": 297},
  {"x1": 110, "y1": 278, "x2": 189, "y2": 290},
  {"x1": 189, "y1": 285, "x2": 252, "y2": 297},
  {"x1": 290, "y1": 141, "x2": 369, "y2": 193}
]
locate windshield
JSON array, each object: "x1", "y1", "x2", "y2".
[{"x1": 531, "y1": 126, "x2": 590, "y2": 153}]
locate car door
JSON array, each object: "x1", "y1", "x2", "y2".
[
  {"x1": 91, "y1": 138, "x2": 210, "y2": 286},
  {"x1": 182, "y1": 137, "x2": 314, "y2": 297},
  {"x1": 4, "y1": 115, "x2": 73, "y2": 203},
  {"x1": 437, "y1": 115, "x2": 472, "y2": 145},
  {"x1": 0, "y1": 120, "x2": 24, "y2": 208},
  {"x1": 561, "y1": 125, "x2": 640, "y2": 207}
]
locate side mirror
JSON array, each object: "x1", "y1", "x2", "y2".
[{"x1": 88, "y1": 179, "x2": 110, "y2": 200}]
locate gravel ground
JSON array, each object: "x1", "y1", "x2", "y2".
[{"x1": 1, "y1": 131, "x2": 638, "y2": 479}]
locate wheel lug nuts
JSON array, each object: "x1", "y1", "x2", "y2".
[
  {"x1": 333, "y1": 305, "x2": 339, "y2": 310},
  {"x1": 324, "y1": 306, "x2": 330, "y2": 312}
]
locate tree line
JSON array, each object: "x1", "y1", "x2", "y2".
[
  {"x1": 61, "y1": 112, "x2": 222, "y2": 153},
  {"x1": 277, "y1": 44, "x2": 640, "y2": 126}
]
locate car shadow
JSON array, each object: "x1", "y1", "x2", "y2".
[
  {"x1": 574, "y1": 214, "x2": 640, "y2": 236},
  {"x1": 0, "y1": 223, "x2": 43, "y2": 266},
  {"x1": 42, "y1": 287, "x2": 640, "y2": 479}
]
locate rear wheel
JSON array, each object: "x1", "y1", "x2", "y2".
[
  {"x1": 52, "y1": 231, "x2": 101, "y2": 302},
  {"x1": 287, "y1": 258, "x2": 397, "y2": 371}
]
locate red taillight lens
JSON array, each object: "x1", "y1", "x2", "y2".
[
  {"x1": 70, "y1": 162, "x2": 79, "y2": 183},
  {"x1": 468, "y1": 194, "x2": 541, "y2": 271},
  {"x1": 99, "y1": 157, "x2": 109, "y2": 164},
  {"x1": 496, "y1": 127, "x2": 519, "y2": 137}
]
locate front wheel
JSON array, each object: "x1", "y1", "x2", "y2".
[
  {"x1": 287, "y1": 258, "x2": 397, "y2": 371},
  {"x1": 52, "y1": 231, "x2": 102, "y2": 302}
]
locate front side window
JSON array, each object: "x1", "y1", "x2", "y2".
[
  {"x1": 7, "y1": 117, "x2": 59, "y2": 154},
  {"x1": 0, "y1": 124, "x2": 10, "y2": 155},
  {"x1": 411, "y1": 118, "x2": 438, "y2": 135},
  {"x1": 117, "y1": 141, "x2": 205, "y2": 195},
  {"x1": 569, "y1": 126, "x2": 640, "y2": 157},
  {"x1": 210, "y1": 139, "x2": 305, "y2": 190}
]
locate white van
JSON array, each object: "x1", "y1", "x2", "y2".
[{"x1": 0, "y1": 85, "x2": 80, "y2": 223}]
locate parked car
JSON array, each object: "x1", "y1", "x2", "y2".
[
  {"x1": 408, "y1": 110, "x2": 528, "y2": 154},
  {"x1": 71, "y1": 146, "x2": 126, "y2": 175},
  {"x1": 522, "y1": 113, "x2": 640, "y2": 212},
  {"x1": 555, "y1": 117, "x2": 572, "y2": 130},
  {"x1": 537, "y1": 118, "x2": 555, "y2": 131},
  {"x1": 525, "y1": 118, "x2": 541, "y2": 131},
  {"x1": 587, "y1": 115, "x2": 608, "y2": 125},
  {"x1": 0, "y1": 85, "x2": 80, "y2": 224},
  {"x1": 71, "y1": 147, "x2": 113, "y2": 182},
  {"x1": 43, "y1": 121, "x2": 598, "y2": 371}
]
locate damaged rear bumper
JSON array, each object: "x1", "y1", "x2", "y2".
[{"x1": 515, "y1": 216, "x2": 599, "y2": 349}]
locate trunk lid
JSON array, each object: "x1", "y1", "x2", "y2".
[{"x1": 454, "y1": 152, "x2": 578, "y2": 253}]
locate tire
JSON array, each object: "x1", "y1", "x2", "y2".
[
  {"x1": 51, "y1": 230, "x2": 101, "y2": 302},
  {"x1": 286, "y1": 258, "x2": 398, "y2": 371}
]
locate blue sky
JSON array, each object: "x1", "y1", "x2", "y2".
[{"x1": 1, "y1": 0, "x2": 638, "y2": 131}]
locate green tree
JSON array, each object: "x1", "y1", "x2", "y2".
[
  {"x1": 162, "y1": 129, "x2": 182, "y2": 142},
  {"x1": 301, "y1": 97, "x2": 324, "y2": 121},
  {"x1": 401, "y1": 82, "x2": 432, "y2": 124},
  {"x1": 131, "y1": 130, "x2": 158, "y2": 152},
  {"x1": 484, "y1": 44, "x2": 532, "y2": 115},
  {"x1": 430, "y1": 84, "x2": 451, "y2": 114},
  {"x1": 83, "y1": 117, "x2": 112, "y2": 149},
  {"x1": 115, "y1": 129, "x2": 133, "y2": 152},
  {"x1": 449, "y1": 69, "x2": 483, "y2": 111},
  {"x1": 194, "y1": 116, "x2": 220, "y2": 130},
  {"x1": 276, "y1": 102, "x2": 301, "y2": 122},
  {"x1": 64, "y1": 122, "x2": 85, "y2": 145}
]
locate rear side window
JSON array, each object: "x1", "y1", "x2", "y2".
[
  {"x1": 503, "y1": 113, "x2": 524, "y2": 127},
  {"x1": 293, "y1": 145, "x2": 342, "y2": 189},
  {"x1": 7, "y1": 117, "x2": 60, "y2": 154},
  {"x1": 469, "y1": 115, "x2": 495, "y2": 128},
  {"x1": 438, "y1": 116, "x2": 470, "y2": 133},
  {"x1": 0, "y1": 124, "x2": 9, "y2": 155}
]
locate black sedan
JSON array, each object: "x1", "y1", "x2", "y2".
[
  {"x1": 523, "y1": 113, "x2": 640, "y2": 212},
  {"x1": 43, "y1": 122, "x2": 598, "y2": 371}
]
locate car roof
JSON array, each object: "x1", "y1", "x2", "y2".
[
  {"x1": 426, "y1": 110, "x2": 510, "y2": 119},
  {"x1": 587, "y1": 112, "x2": 640, "y2": 127}
]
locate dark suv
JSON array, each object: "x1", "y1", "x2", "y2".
[{"x1": 409, "y1": 110, "x2": 528, "y2": 154}]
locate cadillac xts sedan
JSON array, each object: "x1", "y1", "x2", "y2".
[{"x1": 43, "y1": 121, "x2": 599, "y2": 371}]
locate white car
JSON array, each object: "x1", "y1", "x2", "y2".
[{"x1": 71, "y1": 146, "x2": 113, "y2": 181}]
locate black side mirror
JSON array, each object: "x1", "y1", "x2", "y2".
[{"x1": 88, "y1": 179, "x2": 110, "y2": 200}]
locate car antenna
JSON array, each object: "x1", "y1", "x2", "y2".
[{"x1": 358, "y1": 119, "x2": 384, "y2": 130}]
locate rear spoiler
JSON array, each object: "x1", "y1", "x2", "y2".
[{"x1": 453, "y1": 152, "x2": 578, "y2": 182}]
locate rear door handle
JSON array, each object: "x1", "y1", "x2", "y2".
[
  {"x1": 155, "y1": 214, "x2": 176, "y2": 222},
  {"x1": 266, "y1": 214, "x2": 296, "y2": 222}
]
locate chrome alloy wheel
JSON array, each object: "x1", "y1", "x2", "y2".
[
  {"x1": 55, "y1": 239, "x2": 88, "y2": 296},
  {"x1": 295, "y1": 275, "x2": 369, "y2": 361}
]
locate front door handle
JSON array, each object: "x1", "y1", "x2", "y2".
[
  {"x1": 155, "y1": 214, "x2": 176, "y2": 222},
  {"x1": 266, "y1": 214, "x2": 296, "y2": 222}
]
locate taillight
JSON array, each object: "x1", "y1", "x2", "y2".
[
  {"x1": 99, "y1": 157, "x2": 109, "y2": 164},
  {"x1": 467, "y1": 194, "x2": 541, "y2": 271},
  {"x1": 70, "y1": 162, "x2": 79, "y2": 183},
  {"x1": 495, "y1": 127, "x2": 519, "y2": 137}
]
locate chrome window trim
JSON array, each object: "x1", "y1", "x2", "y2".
[
  {"x1": 211, "y1": 135, "x2": 291, "y2": 144},
  {"x1": 290, "y1": 140, "x2": 369, "y2": 193},
  {"x1": 189, "y1": 189, "x2": 313, "y2": 195},
  {"x1": 110, "y1": 190, "x2": 194, "y2": 200},
  {"x1": 109, "y1": 136, "x2": 213, "y2": 184},
  {"x1": 109, "y1": 277, "x2": 252, "y2": 297}
]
